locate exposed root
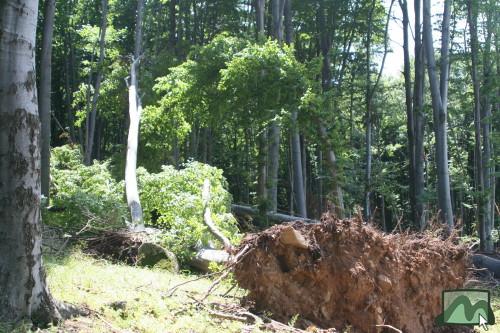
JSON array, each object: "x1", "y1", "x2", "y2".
[{"x1": 233, "y1": 214, "x2": 470, "y2": 333}]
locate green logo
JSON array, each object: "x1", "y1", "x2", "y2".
[{"x1": 435, "y1": 289, "x2": 495, "y2": 330}]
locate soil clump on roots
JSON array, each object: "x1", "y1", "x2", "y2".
[{"x1": 233, "y1": 214, "x2": 470, "y2": 333}]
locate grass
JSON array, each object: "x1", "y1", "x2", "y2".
[
  {"x1": 40, "y1": 249, "x2": 260, "y2": 333},
  {"x1": 1, "y1": 249, "x2": 500, "y2": 332}
]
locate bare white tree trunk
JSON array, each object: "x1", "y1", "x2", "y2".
[
  {"x1": 423, "y1": 0, "x2": 454, "y2": 229},
  {"x1": 39, "y1": 0, "x2": 56, "y2": 200},
  {"x1": 125, "y1": 0, "x2": 145, "y2": 229},
  {"x1": 0, "y1": 0, "x2": 61, "y2": 324}
]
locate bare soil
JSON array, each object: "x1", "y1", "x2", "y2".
[{"x1": 233, "y1": 214, "x2": 471, "y2": 333}]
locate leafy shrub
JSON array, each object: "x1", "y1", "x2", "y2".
[
  {"x1": 138, "y1": 162, "x2": 240, "y2": 263},
  {"x1": 44, "y1": 145, "x2": 127, "y2": 232}
]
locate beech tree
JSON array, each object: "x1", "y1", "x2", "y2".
[
  {"x1": 39, "y1": 0, "x2": 56, "y2": 200},
  {"x1": 84, "y1": 0, "x2": 108, "y2": 165},
  {"x1": 0, "y1": 0, "x2": 63, "y2": 324},
  {"x1": 423, "y1": 0, "x2": 454, "y2": 229},
  {"x1": 125, "y1": 0, "x2": 146, "y2": 229}
]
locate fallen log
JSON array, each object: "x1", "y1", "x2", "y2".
[
  {"x1": 472, "y1": 254, "x2": 500, "y2": 278},
  {"x1": 233, "y1": 214, "x2": 470, "y2": 333},
  {"x1": 231, "y1": 204, "x2": 318, "y2": 224},
  {"x1": 189, "y1": 248, "x2": 230, "y2": 272}
]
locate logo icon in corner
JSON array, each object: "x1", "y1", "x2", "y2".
[{"x1": 435, "y1": 289, "x2": 495, "y2": 330}]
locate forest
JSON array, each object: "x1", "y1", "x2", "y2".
[{"x1": 0, "y1": 0, "x2": 499, "y2": 332}]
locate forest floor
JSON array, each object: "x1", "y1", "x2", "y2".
[
  {"x1": 36, "y1": 249, "x2": 268, "y2": 333},
  {"x1": 2, "y1": 248, "x2": 499, "y2": 332}
]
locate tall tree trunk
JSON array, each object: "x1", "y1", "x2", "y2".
[
  {"x1": 423, "y1": 0, "x2": 454, "y2": 229},
  {"x1": 399, "y1": 0, "x2": 416, "y2": 227},
  {"x1": 317, "y1": 0, "x2": 344, "y2": 218},
  {"x1": 285, "y1": 0, "x2": 306, "y2": 217},
  {"x1": 481, "y1": 8, "x2": 494, "y2": 252},
  {"x1": 267, "y1": 0, "x2": 285, "y2": 212},
  {"x1": 64, "y1": 27, "x2": 76, "y2": 143},
  {"x1": 0, "y1": 0, "x2": 62, "y2": 324},
  {"x1": 255, "y1": 0, "x2": 268, "y2": 215},
  {"x1": 39, "y1": 0, "x2": 56, "y2": 200},
  {"x1": 466, "y1": 0, "x2": 486, "y2": 249},
  {"x1": 257, "y1": 128, "x2": 268, "y2": 215},
  {"x1": 168, "y1": 0, "x2": 177, "y2": 48},
  {"x1": 84, "y1": 0, "x2": 108, "y2": 165},
  {"x1": 255, "y1": 0, "x2": 265, "y2": 39},
  {"x1": 413, "y1": 0, "x2": 426, "y2": 229},
  {"x1": 291, "y1": 111, "x2": 306, "y2": 217},
  {"x1": 364, "y1": 0, "x2": 376, "y2": 221},
  {"x1": 126, "y1": 0, "x2": 145, "y2": 229},
  {"x1": 284, "y1": 0, "x2": 292, "y2": 44}
]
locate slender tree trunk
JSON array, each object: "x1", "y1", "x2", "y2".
[
  {"x1": 400, "y1": 0, "x2": 416, "y2": 227},
  {"x1": 284, "y1": 0, "x2": 305, "y2": 217},
  {"x1": 0, "y1": 0, "x2": 62, "y2": 324},
  {"x1": 168, "y1": 0, "x2": 177, "y2": 48},
  {"x1": 84, "y1": 0, "x2": 108, "y2": 165},
  {"x1": 482, "y1": 9, "x2": 494, "y2": 252},
  {"x1": 364, "y1": 0, "x2": 376, "y2": 221},
  {"x1": 64, "y1": 28, "x2": 76, "y2": 143},
  {"x1": 284, "y1": 0, "x2": 292, "y2": 44},
  {"x1": 255, "y1": 0, "x2": 265, "y2": 39},
  {"x1": 317, "y1": 1, "x2": 344, "y2": 217},
  {"x1": 413, "y1": 0, "x2": 426, "y2": 229},
  {"x1": 267, "y1": 0, "x2": 285, "y2": 212},
  {"x1": 39, "y1": 0, "x2": 56, "y2": 200},
  {"x1": 423, "y1": 0, "x2": 454, "y2": 229},
  {"x1": 466, "y1": 0, "x2": 486, "y2": 249},
  {"x1": 257, "y1": 129, "x2": 268, "y2": 215},
  {"x1": 319, "y1": 124, "x2": 344, "y2": 217},
  {"x1": 291, "y1": 110, "x2": 306, "y2": 217},
  {"x1": 125, "y1": 0, "x2": 145, "y2": 229}
]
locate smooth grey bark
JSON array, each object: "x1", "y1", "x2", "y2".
[
  {"x1": 39, "y1": 0, "x2": 56, "y2": 200},
  {"x1": 125, "y1": 0, "x2": 145, "y2": 229},
  {"x1": 267, "y1": 0, "x2": 285, "y2": 213},
  {"x1": 317, "y1": 1, "x2": 344, "y2": 218},
  {"x1": 255, "y1": 0, "x2": 265, "y2": 39},
  {"x1": 0, "y1": 0, "x2": 61, "y2": 324},
  {"x1": 284, "y1": 0, "x2": 305, "y2": 217},
  {"x1": 319, "y1": 124, "x2": 344, "y2": 218},
  {"x1": 284, "y1": 0, "x2": 292, "y2": 44},
  {"x1": 255, "y1": 0, "x2": 267, "y2": 215},
  {"x1": 413, "y1": 0, "x2": 426, "y2": 229},
  {"x1": 231, "y1": 204, "x2": 318, "y2": 224},
  {"x1": 364, "y1": 0, "x2": 376, "y2": 221},
  {"x1": 400, "y1": 0, "x2": 417, "y2": 227},
  {"x1": 481, "y1": 9, "x2": 494, "y2": 252},
  {"x1": 84, "y1": 0, "x2": 108, "y2": 165},
  {"x1": 362, "y1": 0, "x2": 393, "y2": 222},
  {"x1": 257, "y1": 128, "x2": 268, "y2": 215},
  {"x1": 423, "y1": 0, "x2": 454, "y2": 229},
  {"x1": 466, "y1": 0, "x2": 486, "y2": 249},
  {"x1": 168, "y1": 0, "x2": 177, "y2": 48},
  {"x1": 291, "y1": 110, "x2": 306, "y2": 217},
  {"x1": 64, "y1": 26, "x2": 76, "y2": 143}
]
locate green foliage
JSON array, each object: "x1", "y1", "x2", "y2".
[
  {"x1": 44, "y1": 145, "x2": 127, "y2": 232},
  {"x1": 138, "y1": 162, "x2": 240, "y2": 263}
]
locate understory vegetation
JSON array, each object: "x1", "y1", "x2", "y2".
[{"x1": 45, "y1": 145, "x2": 240, "y2": 264}]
